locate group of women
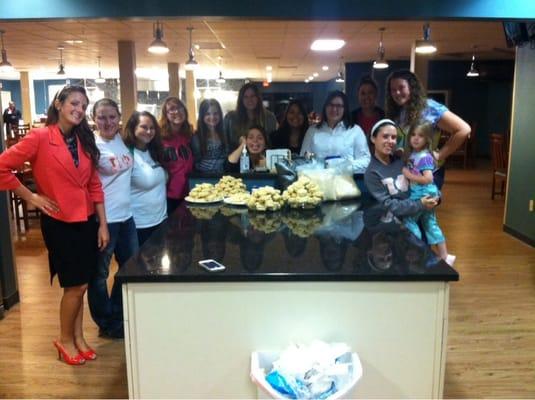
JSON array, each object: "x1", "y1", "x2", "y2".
[{"x1": 0, "y1": 68, "x2": 469, "y2": 366}]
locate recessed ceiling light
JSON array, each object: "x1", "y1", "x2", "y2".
[
  {"x1": 310, "y1": 39, "x2": 346, "y2": 51},
  {"x1": 322, "y1": 65, "x2": 329, "y2": 71},
  {"x1": 304, "y1": 79, "x2": 310, "y2": 83},
  {"x1": 64, "y1": 40, "x2": 83, "y2": 45},
  {"x1": 308, "y1": 75, "x2": 314, "y2": 80},
  {"x1": 313, "y1": 72, "x2": 319, "y2": 77}
]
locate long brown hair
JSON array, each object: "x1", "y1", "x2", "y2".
[
  {"x1": 234, "y1": 83, "x2": 270, "y2": 134},
  {"x1": 158, "y1": 97, "x2": 193, "y2": 140},
  {"x1": 385, "y1": 70, "x2": 427, "y2": 128},
  {"x1": 196, "y1": 98, "x2": 227, "y2": 156},
  {"x1": 123, "y1": 111, "x2": 165, "y2": 164},
  {"x1": 46, "y1": 85, "x2": 100, "y2": 166}
]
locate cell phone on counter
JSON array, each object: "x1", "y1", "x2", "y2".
[{"x1": 198, "y1": 259, "x2": 226, "y2": 272}]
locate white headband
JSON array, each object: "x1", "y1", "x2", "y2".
[{"x1": 370, "y1": 119, "x2": 397, "y2": 137}]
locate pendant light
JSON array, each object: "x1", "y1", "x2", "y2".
[
  {"x1": 57, "y1": 46, "x2": 66, "y2": 75},
  {"x1": 335, "y1": 58, "x2": 345, "y2": 83},
  {"x1": 373, "y1": 27, "x2": 389, "y2": 70},
  {"x1": 185, "y1": 27, "x2": 198, "y2": 71},
  {"x1": 216, "y1": 56, "x2": 225, "y2": 83},
  {"x1": 95, "y1": 56, "x2": 106, "y2": 83},
  {"x1": 415, "y1": 23, "x2": 437, "y2": 54},
  {"x1": 466, "y1": 46, "x2": 480, "y2": 77},
  {"x1": 148, "y1": 21, "x2": 169, "y2": 55},
  {"x1": 0, "y1": 29, "x2": 15, "y2": 73}
]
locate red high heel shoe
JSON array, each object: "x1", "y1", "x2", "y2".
[
  {"x1": 53, "y1": 340, "x2": 85, "y2": 365},
  {"x1": 76, "y1": 345, "x2": 97, "y2": 361}
]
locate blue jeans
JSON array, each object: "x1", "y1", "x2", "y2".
[{"x1": 88, "y1": 217, "x2": 138, "y2": 332}]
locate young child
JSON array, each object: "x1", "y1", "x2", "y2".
[{"x1": 402, "y1": 122, "x2": 455, "y2": 266}]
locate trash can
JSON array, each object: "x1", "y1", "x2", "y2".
[{"x1": 250, "y1": 351, "x2": 363, "y2": 399}]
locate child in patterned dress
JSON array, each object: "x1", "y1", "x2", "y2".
[{"x1": 402, "y1": 122, "x2": 455, "y2": 266}]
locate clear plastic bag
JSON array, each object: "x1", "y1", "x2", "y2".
[{"x1": 297, "y1": 160, "x2": 360, "y2": 201}]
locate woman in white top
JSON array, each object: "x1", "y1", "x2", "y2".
[
  {"x1": 300, "y1": 90, "x2": 370, "y2": 174},
  {"x1": 89, "y1": 98, "x2": 138, "y2": 339},
  {"x1": 123, "y1": 111, "x2": 167, "y2": 246}
]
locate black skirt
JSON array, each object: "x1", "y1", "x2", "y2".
[{"x1": 40, "y1": 214, "x2": 98, "y2": 288}]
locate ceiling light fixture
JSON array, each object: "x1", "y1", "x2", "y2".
[
  {"x1": 0, "y1": 29, "x2": 15, "y2": 73},
  {"x1": 185, "y1": 27, "x2": 199, "y2": 71},
  {"x1": 310, "y1": 39, "x2": 346, "y2": 52},
  {"x1": 335, "y1": 59, "x2": 345, "y2": 83},
  {"x1": 216, "y1": 57, "x2": 226, "y2": 83},
  {"x1": 415, "y1": 23, "x2": 437, "y2": 54},
  {"x1": 373, "y1": 27, "x2": 389, "y2": 70},
  {"x1": 466, "y1": 46, "x2": 480, "y2": 77},
  {"x1": 322, "y1": 65, "x2": 329, "y2": 71},
  {"x1": 64, "y1": 39, "x2": 83, "y2": 45},
  {"x1": 148, "y1": 21, "x2": 169, "y2": 55},
  {"x1": 57, "y1": 45, "x2": 66, "y2": 75},
  {"x1": 216, "y1": 70, "x2": 226, "y2": 84},
  {"x1": 95, "y1": 56, "x2": 105, "y2": 84},
  {"x1": 313, "y1": 72, "x2": 319, "y2": 77}
]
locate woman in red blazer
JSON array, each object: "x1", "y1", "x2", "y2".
[{"x1": 0, "y1": 85, "x2": 109, "y2": 365}]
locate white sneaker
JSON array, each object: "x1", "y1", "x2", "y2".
[{"x1": 445, "y1": 254, "x2": 456, "y2": 266}]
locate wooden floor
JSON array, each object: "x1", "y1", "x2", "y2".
[{"x1": 0, "y1": 163, "x2": 534, "y2": 399}]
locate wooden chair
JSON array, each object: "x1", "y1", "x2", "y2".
[
  {"x1": 490, "y1": 133, "x2": 508, "y2": 199},
  {"x1": 10, "y1": 165, "x2": 40, "y2": 234},
  {"x1": 9, "y1": 123, "x2": 30, "y2": 140},
  {"x1": 5, "y1": 138, "x2": 40, "y2": 233},
  {"x1": 443, "y1": 122, "x2": 476, "y2": 169}
]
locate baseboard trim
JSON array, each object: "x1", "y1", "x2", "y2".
[
  {"x1": 503, "y1": 225, "x2": 535, "y2": 248},
  {"x1": 3, "y1": 291, "x2": 20, "y2": 310}
]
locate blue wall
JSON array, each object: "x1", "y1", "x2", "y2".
[
  {"x1": 259, "y1": 80, "x2": 344, "y2": 113},
  {"x1": 32, "y1": 79, "x2": 85, "y2": 115},
  {"x1": 344, "y1": 59, "x2": 513, "y2": 157},
  {"x1": 0, "y1": 80, "x2": 22, "y2": 115},
  {"x1": 428, "y1": 60, "x2": 513, "y2": 157}
]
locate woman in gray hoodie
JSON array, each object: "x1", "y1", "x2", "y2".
[{"x1": 364, "y1": 119, "x2": 436, "y2": 217}]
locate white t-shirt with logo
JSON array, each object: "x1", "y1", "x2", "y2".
[
  {"x1": 130, "y1": 148, "x2": 167, "y2": 229},
  {"x1": 95, "y1": 133, "x2": 134, "y2": 223}
]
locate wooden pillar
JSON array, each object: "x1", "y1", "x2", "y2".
[
  {"x1": 19, "y1": 71, "x2": 32, "y2": 124},
  {"x1": 185, "y1": 69, "x2": 197, "y2": 127},
  {"x1": 118, "y1": 41, "x2": 137, "y2": 122},
  {"x1": 168, "y1": 62, "x2": 180, "y2": 98},
  {"x1": 410, "y1": 42, "x2": 429, "y2": 91}
]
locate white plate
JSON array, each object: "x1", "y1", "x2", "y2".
[
  {"x1": 185, "y1": 196, "x2": 223, "y2": 204},
  {"x1": 223, "y1": 197, "x2": 248, "y2": 206}
]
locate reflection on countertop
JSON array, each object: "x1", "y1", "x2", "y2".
[{"x1": 117, "y1": 198, "x2": 459, "y2": 283}]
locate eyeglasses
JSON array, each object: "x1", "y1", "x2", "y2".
[
  {"x1": 167, "y1": 107, "x2": 185, "y2": 114},
  {"x1": 327, "y1": 103, "x2": 344, "y2": 109}
]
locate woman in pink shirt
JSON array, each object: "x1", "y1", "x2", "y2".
[{"x1": 158, "y1": 97, "x2": 194, "y2": 214}]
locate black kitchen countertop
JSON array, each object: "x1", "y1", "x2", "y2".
[{"x1": 117, "y1": 198, "x2": 459, "y2": 283}]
